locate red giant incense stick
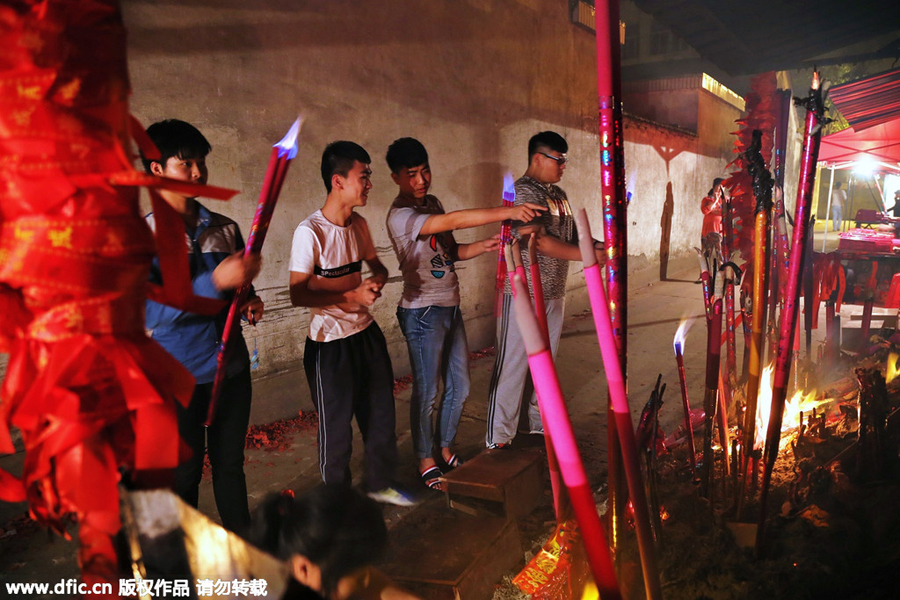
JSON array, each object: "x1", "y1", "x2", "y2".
[
  {"x1": 757, "y1": 72, "x2": 826, "y2": 553},
  {"x1": 696, "y1": 248, "x2": 712, "y2": 317},
  {"x1": 738, "y1": 130, "x2": 775, "y2": 515},
  {"x1": 494, "y1": 175, "x2": 516, "y2": 316},
  {"x1": 595, "y1": 0, "x2": 628, "y2": 548},
  {"x1": 673, "y1": 321, "x2": 699, "y2": 478},
  {"x1": 511, "y1": 274, "x2": 622, "y2": 600},
  {"x1": 206, "y1": 118, "x2": 302, "y2": 425},
  {"x1": 576, "y1": 210, "x2": 662, "y2": 600},
  {"x1": 701, "y1": 295, "x2": 723, "y2": 500}
]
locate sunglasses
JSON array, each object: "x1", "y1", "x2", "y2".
[{"x1": 539, "y1": 152, "x2": 568, "y2": 165}]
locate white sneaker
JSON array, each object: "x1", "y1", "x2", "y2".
[{"x1": 367, "y1": 486, "x2": 419, "y2": 507}]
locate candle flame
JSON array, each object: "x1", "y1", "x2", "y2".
[
  {"x1": 673, "y1": 318, "x2": 693, "y2": 353},
  {"x1": 812, "y1": 71, "x2": 820, "y2": 91},
  {"x1": 503, "y1": 172, "x2": 516, "y2": 204},
  {"x1": 274, "y1": 116, "x2": 303, "y2": 159},
  {"x1": 887, "y1": 353, "x2": 900, "y2": 384}
]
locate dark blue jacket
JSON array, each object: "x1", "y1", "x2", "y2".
[{"x1": 145, "y1": 203, "x2": 250, "y2": 384}]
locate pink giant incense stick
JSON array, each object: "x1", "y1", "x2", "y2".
[
  {"x1": 511, "y1": 274, "x2": 621, "y2": 600},
  {"x1": 503, "y1": 242, "x2": 564, "y2": 520},
  {"x1": 757, "y1": 72, "x2": 826, "y2": 553},
  {"x1": 576, "y1": 209, "x2": 662, "y2": 600},
  {"x1": 206, "y1": 117, "x2": 302, "y2": 426}
]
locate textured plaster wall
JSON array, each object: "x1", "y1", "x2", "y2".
[{"x1": 115, "y1": 0, "x2": 738, "y2": 421}]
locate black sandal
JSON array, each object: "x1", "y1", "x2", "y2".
[
  {"x1": 420, "y1": 465, "x2": 443, "y2": 491},
  {"x1": 443, "y1": 453, "x2": 463, "y2": 470}
]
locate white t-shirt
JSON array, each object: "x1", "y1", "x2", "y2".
[
  {"x1": 831, "y1": 188, "x2": 846, "y2": 209},
  {"x1": 386, "y1": 195, "x2": 460, "y2": 309},
  {"x1": 289, "y1": 209, "x2": 375, "y2": 342}
]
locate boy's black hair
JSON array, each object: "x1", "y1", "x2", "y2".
[
  {"x1": 527, "y1": 131, "x2": 568, "y2": 162},
  {"x1": 321, "y1": 141, "x2": 371, "y2": 192},
  {"x1": 141, "y1": 119, "x2": 211, "y2": 173},
  {"x1": 385, "y1": 137, "x2": 429, "y2": 174},
  {"x1": 246, "y1": 485, "x2": 388, "y2": 597}
]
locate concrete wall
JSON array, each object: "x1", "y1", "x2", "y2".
[{"x1": 0, "y1": 1, "x2": 740, "y2": 423}]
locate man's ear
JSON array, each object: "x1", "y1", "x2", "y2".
[
  {"x1": 290, "y1": 554, "x2": 322, "y2": 592},
  {"x1": 150, "y1": 161, "x2": 165, "y2": 177},
  {"x1": 390, "y1": 171, "x2": 400, "y2": 185},
  {"x1": 331, "y1": 173, "x2": 344, "y2": 192}
]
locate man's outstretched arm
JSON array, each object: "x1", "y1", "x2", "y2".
[{"x1": 418, "y1": 203, "x2": 545, "y2": 236}]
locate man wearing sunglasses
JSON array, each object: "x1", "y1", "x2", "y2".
[{"x1": 486, "y1": 131, "x2": 605, "y2": 449}]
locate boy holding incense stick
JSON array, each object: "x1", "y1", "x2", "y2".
[
  {"x1": 384, "y1": 137, "x2": 545, "y2": 490},
  {"x1": 486, "y1": 131, "x2": 606, "y2": 449},
  {"x1": 143, "y1": 119, "x2": 264, "y2": 532},
  {"x1": 290, "y1": 141, "x2": 415, "y2": 507}
]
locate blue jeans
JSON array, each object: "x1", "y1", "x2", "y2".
[{"x1": 397, "y1": 305, "x2": 470, "y2": 460}]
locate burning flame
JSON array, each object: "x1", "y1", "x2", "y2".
[
  {"x1": 580, "y1": 581, "x2": 599, "y2": 600},
  {"x1": 755, "y1": 369, "x2": 772, "y2": 449},
  {"x1": 502, "y1": 172, "x2": 516, "y2": 203},
  {"x1": 274, "y1": 116, "x2": 303, "y2": 159},
  {"x1": 886, "y1": 353, "x2": 900, "y2": 384},
  {"x1": 673, "y1": 318, "x2": 693, "y2": 353},
  {"x1": 755, "y1": 364, "x2": 823, "y2": 450},
  {"x1": 783, "y1": 389, "x2": 822, "y2": 432}
]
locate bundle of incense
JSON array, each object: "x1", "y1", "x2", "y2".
[
  {"x1": 504, "y1": 241, "x2": 564, "y2": 521},
  {"x1": 738, "y1": 129, "x2": 774, "y2": 516},
  {"x1": 673, "y1": 322, "x2": 699, "y2": 478},
  {"x1": 635, "y1": 375, "x2": 666, "y2": 540},
  {"x1": 207, "y1": 118, "x2": 302, "y2": 425},
  {"x1": 494, "y1": 175, "x2": 516, "y2": 317},
  {"x1": 576, "y1": 209, "x2": 662, "y2": 600},
  {"x1": 757, "y1": 72, "x2": 826, "y2": 554},
  {"x1": 510, "y1": 274, "x2": 621, "y2": 599}
]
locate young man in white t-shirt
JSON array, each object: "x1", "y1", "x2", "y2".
[
  {"x1": 384, "y1": 137, "x2": 544, "y2": 491},
  {"x1": 289, "y1": 141, "x2": 413, "y2": 506}
]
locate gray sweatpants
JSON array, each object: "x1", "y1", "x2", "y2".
[{"x1": 486, "y1": 295, "x2": 565, "y2": 447}]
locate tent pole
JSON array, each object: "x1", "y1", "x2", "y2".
[{"x1": 822, "y1": 166, "x2": 836, "y2": 252}]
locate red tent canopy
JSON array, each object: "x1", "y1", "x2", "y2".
[
  {"x1": 828, "y1": 68, "x2": 900, "y2": 131},
  {"x1": 818, "y1": 118, "x2": 900, "y2": 173}
]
